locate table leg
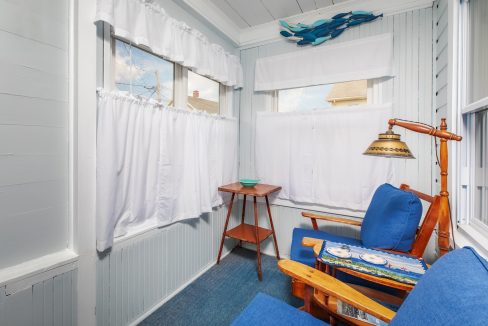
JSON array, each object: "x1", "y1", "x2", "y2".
[
  {"x1": 240, "y1": 195, "x2": 247, "y2": 247},
  {"x1": 217, "y1": 193, "x2": 235, "y2": 264},
  {"x1": 265, "y1": 195, "x2": 280, "y2": 260},
  {"x1": 253, "y1": 196, "x2": 262, "y2": 281}
]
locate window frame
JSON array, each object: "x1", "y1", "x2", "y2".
[
  {"x1": 456, "y1": 0, "x2": 488, "y2": 238},
  {"x1": 273, "y1": 79, "x2": 376, "y2": 112},
  {"x1": 110, "y1": 34, "x2": 233, "y2": 117}
]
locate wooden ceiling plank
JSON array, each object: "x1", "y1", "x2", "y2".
[
  {"x1": 210, "y1": 0, "x2": 250, "y2": 28},
  {"x1": 261, "y1": 0, "x2": 302, "y2": 19},
  {"x1": 227, "y1": 0, "x2": 275, "y2": 26}
]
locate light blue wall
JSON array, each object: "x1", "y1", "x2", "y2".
[
  {"x1": 238, "y1": 7, "x2": 438, "y2": 262},
  {"x1": 0, "y1": 269, "x2": 77, "y2": 326}
]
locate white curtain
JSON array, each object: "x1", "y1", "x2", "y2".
[
  {"x1": 255, "y1": 104, "x2": 394, "y2": 212},
  {"x1": 95, "y1": 0, "x2": 243, "y2": 88},
  {"x1": 254, "y1": 34, "x2": 393, "y2": 91},
  {"x1": 97, "y1": 90, "x2": 237, "y2": 251}
]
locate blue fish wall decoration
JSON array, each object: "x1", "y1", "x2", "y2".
[{"x1": 279, "y1": 11, "x2": 383, "y2": 46}]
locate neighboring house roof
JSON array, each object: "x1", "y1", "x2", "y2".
[
  {"x1": 165, "y1": 96, "x2": 219, "y2": 114},
  {"x1": 326, "y1": 80, "x2": 367, "y2": 103},
  {"x1": 187, "y1": 96, "x2": 219, "y2": 114}
]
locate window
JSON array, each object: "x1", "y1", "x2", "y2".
[
  {"x1": 112, "y1": 39, "x2": 229, "y2": 115},
  {"x1": 277, "y1": 80, "x2": 368, "y2": 112},
  {"x1": 473, "y1": 109, "x2": 488, "y2": 227},
  {"x1": 114, "y1": 39, "x2": 174, "y2": 106},
  {"x1": 187, "y1": 70, "x2": 220, "y2": 114},
  {"x1": 459, "y1": 0, "x2": 488, "y2": 233}
]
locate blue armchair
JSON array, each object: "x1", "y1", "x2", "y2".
[
  {"x1": 290, "y1": 183, "x2": 436, "y2": 298},
  {"x1": 232, "y1": 247, "x2": 488, "y2": 325}
]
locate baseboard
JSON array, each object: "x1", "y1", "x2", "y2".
[{"x1": 128, "y1": 249, "x2": 234, "y2": 326}]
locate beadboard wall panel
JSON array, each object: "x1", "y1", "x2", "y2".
[
  {"x1": 239, "y1": 8, "x2": 436, "y2": 261},
  {"x1": 96, "y1": 205, "x2": 240, "y2": 326},
  {"x1": 0, "y1": 269, "x2": 77, "y2": 326}
]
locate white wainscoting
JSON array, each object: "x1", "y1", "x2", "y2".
[
  {"x1": 238, "y1": 200, "x2": 361, "y2": 258},
  {"x1": 0, "y1": 269, "x2": 77, "y2": 326},
  {"x1": 96, "y1": 205, "x2": 241, "y2": 326},
  {"x1": 239, "y1": 7, "x2": 437, "y2": 262}
]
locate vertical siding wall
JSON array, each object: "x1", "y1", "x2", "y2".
[
  {"x1": 239, "y1": 8, "x2": 436, "y2": 260},
  {"x1": 431, "y1": 0, "x2": 449, "y2": 255},
  {"x1": 0, "y1": 269, "x2": 77, "y2": 326},
  {"x1": 96, "y1": 205, "x2": 240, "y2": 326}
]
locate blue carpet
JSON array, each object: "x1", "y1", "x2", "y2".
[{"x1": 140, "y1": 247, "x2": 302, "y2": 326}]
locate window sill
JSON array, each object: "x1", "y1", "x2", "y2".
[
  {"x1": 0, "y1": 249, "x2": 78, "y2": 290},
  {"x1": 455, "y1": 224, "x2": 488, "y2": 259}
]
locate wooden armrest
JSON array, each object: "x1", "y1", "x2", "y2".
[
  {"x1": 302, "y1": 212, "x2": 362, "y2": 226},
  {"x1": 301, "y1": 237, "x2": 324, "y2": 248},
  {"x1": 278, "y1": 259, "x2": 395, "y2": 323}
]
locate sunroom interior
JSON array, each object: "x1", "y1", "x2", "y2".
[{"x1": 1, "y1": 0, "x2": 488, "y2": 325}]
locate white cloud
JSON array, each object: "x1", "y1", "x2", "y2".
[{"x1": 114, "y1": 53, "x2": 144, "y2": 83}]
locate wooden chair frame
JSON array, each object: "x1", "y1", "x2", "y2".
[
  {"x1": 279, "y1": 259, "x2": 396, "y2": 325},
  {"x1": 292, "y1": 184, "x2": 438, "y2": 303}
]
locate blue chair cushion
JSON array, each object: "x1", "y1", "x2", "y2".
[
  {"x1": 231, "y1": 292, "x2": 327, "y2": 326},
  {"x1": 360, "y1": 183, "x2": 422, "y2": 252},
  {"x1": 291, "y1": 227, "x2": 362, "y2": 267},
  {"x1": 391, "y1": 247, "x2": 488, "y2": 325}
]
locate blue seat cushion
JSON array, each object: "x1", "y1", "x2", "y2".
[
  {"x1": 391, "y1": 247, "x2": 488, "y2": 325},
  {"x1": 231, "y1": 293, "x2": 327, "y2": 326},
  {"x1": 291, "y1": 227, "x2": 362, "y2": 267},
  {"x1": 361, "y1": 183, "x2": 422, "y2": 252}
]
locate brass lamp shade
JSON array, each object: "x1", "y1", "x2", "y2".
[{"x1": 363, "y1": 128, "x2": 415, "y2": 159}]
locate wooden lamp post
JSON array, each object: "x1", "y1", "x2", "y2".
[{"x1": 364, "y1": 118, "x2": 462, "y2": 256}]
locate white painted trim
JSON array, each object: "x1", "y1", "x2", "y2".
[
  {"x1": 68, "y1": 0, "x2": 75, "y2": 252},
  {"x1": 455, "y1": 224, "x2": 488, "y2": 258},
  {"x1": 127, "y1": 249, "x2": 234, "y2": 326},
  {"x1": 5, "y1": 261, "x2": 78, "y2": 296},
  {"x1": 0, "y1": 250, "x2": 78, "y2": 288},
  {"x1": 462, "y1": 96, "x2": 488, "y2": 114},
  {"x1": 181, "y1": 0, "x2": 241, "y2": 46}
]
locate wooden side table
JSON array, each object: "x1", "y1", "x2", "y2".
[{"x1": 217, "y1": 182, "x2": 282, "y2": 280}]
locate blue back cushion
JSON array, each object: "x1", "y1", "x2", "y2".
[
  {"x1": 360, "y1": 183, "x2": 422, "y2": 252},
  {"x1": 391, "y1": 247, "x2": 488, "y2": 325}
]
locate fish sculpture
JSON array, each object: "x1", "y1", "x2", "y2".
[{"x1": 279, "y1": 11, "x2": 383, "y2": 46}]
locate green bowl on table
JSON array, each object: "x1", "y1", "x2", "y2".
[{"x1": 239, "y1": 179, "x2": 260, "y2": 187}]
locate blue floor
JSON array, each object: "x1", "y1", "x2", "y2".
[{"x1": 140, "y1": 247, "x2": 302, "y2": 326}]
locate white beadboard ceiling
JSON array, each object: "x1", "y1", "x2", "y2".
[
  {"x1": 210, "y1": 0, "x2": 348, "y2": 28},
  {"x1": 181, "y1": 0, "x2": 435, "y2": 47}
]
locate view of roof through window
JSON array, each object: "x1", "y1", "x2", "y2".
[
  {"x1": 187, "y1": 70, "x2": 220, "y2": 114},
  {"x1": 278, "y1": 80, "x2": 367, "y2": 112},
  {"x1": 114, "y1": 39, "x2": 174, "y2": 106}
]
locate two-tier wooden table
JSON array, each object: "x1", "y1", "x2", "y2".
[{"x1": 217, "y1": 182, "x2": 281, "y2": 280}]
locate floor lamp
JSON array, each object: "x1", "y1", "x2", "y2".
[{"x1": 363, "y1": 118, "x2": 462, "y2": 256}]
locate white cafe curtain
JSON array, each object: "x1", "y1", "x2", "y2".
[
  {"x1": 95, "y1": 0, "x2": 243, "y2": 88},
  {"x1": 254, "y1": 34, "x2": 393, "y2": 91},
  {"x1": 96, "y1": 90, "x2": 238, "y2": 251},
  {"x1": 255, "y1": 104, "x2": 394, "y2": 212}
]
